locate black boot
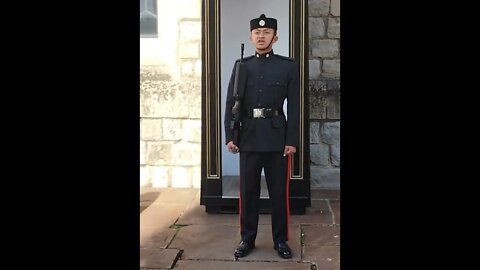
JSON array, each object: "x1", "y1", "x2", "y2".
[
  {"x1": 234, "y1": 241, "x2": 255, "y2": 257},
  {"x1": 273, "y1": 242, "x2": 292, "y2": 259}
]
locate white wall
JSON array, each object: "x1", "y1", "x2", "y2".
[
  {"x1": 220, "y1": 0, "x2": 290, "y2": 176},
  {"x1": 140, "y1": 0, "x2": 201, "y2": 79},
  {"x1": 140, "y1": 0, "x2": 202, "y2": 188}
]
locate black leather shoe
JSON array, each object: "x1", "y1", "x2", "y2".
[
  {"x1": 234, "y1": 241, "x2": 255, "y2": 257},
  {"x1": 273, "y1": 242, "x2": 292, "y2": 259}
]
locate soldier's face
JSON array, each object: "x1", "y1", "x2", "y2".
[{"x1": 250, "y1": 28, "x2": 277, "y2": 51}]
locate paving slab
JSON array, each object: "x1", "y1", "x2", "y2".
[
  {"x1": 140, "y1": 188, "x2": 341, "y2": 270},
  {"x1": 257, "y1": 213, "x2": 275, "y2": 225},
  {"x1": 140, "y1": 247, "x2": 182, "y2": 269},
  {"x1": 290, "y1": 201, "x2": 333, "y2": 225},
  {"x1": 141, "y1": 189, "x2": 161, "y2": 202},
  {"x1": 234, "y1": 225, "x2": 301, "y2": 262},
  {"x1": 303, "y1": 246, "x2": 339, "y2": 270},
  {"x1": 140, "y1": 203, "x2": 186, "y2": 245},
  {"x1": 140, "y1": 228, "x2": 178, "y2": 248},
  {"x1": 140, "y1": 188, "x2": 162, "y2": 213},
  {"x1": 169, "y1": 224, "x2": 301, "y2": 262},
  {"x1": 302, "y1": 225, "x2": 340, "y2": 246},
  {"x1": 153, "y1": 188, "x2": 199, "y2": 205},
  {"x1": 140, "y1": 203, "x2": 151, "y2": 214},
  {"x1": 311, "y1": 199, "x2": 331, "y2": 210},
  {"x1": 177, "y1": 200, "x2": 272, "y2": 226},
  {"x1": 141, "y1": 186, "x2": 161, "y2": 195},
  {"x1": 311, "y1": 189, "x2": 340, "y2": 200},
  {"x1": 169, "y1": 225, "x2": 240, "y2": 260},
  {"x1": 175, "y1": 260, "x2": 312, "y2": 270}
]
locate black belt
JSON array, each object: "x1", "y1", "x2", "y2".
[{"x1": 246, "y1": 108, "x2": 281, "y2": 118}]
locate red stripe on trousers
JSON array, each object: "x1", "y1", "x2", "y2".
[
  {"x1": 238, "y1": 171, "x2": 242, "y2": 234},
  {"x1": 286, "y1": 154, "x2": 291, "y2": 241}
]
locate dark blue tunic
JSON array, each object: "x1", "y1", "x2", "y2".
[{"x1": 224, "y1": 51, "x2": 300, "y2": 152}]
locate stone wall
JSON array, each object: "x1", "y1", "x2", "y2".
[
  {"x1": 140, "y1": 0, "x2": 340, "y2": 189},
  {"x1": 308, "y1": 0, "x2": 340, "y2": 189},
  {"x1": 140, "y1": 1, "x2": 202, "y2": 188},
  {"x1": 140, "y1": 75, "x2": 202, "y2": 188}
]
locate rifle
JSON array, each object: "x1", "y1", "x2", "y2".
[{"x1": 230, "y1": 44, "x2": 247, "y2": 149}]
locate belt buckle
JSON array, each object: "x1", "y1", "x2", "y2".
[{"x1": 253, "y1": 108, "x2": 265, "y2": 118}]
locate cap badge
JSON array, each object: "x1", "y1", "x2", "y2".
[{"x1": 259, "y1": 20, "x2": 265, "y2": 26}]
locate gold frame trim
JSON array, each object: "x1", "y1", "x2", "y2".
[
  {"x1": 289, "y1": 0, "x2": 305, "y2": 179},
  {"x1": 204, "y1": 0, "x2": 306, "y2": 180},
  {"x1": 204, "y1": 0, "x2": 221, "y2": 179}
]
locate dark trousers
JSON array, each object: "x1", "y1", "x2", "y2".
[{"x1": 239, "y1": 151, "x2": 290, "y2": 244}]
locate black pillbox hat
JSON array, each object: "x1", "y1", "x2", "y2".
[{"x1": 250, "y1": 14, "x2": 277, "y2": 31}]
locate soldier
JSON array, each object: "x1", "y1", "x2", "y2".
[{"x1": 224, "y1": 13, "x2": 300, "y2": 259}]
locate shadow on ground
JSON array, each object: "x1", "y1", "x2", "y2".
[{"x1": 140, "y1": 191, "x2": 160, "y2": 213}]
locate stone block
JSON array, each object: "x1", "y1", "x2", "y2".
[
  {"x1": 312, "y1": 40, "x2": 339, "y2": 58},
  {"x1": 182, "y1": 119, "x2": 202, "y2": 143},
  {"x1": 309, "y1": 80, "x2": 327, "y2": 119},
  {"x1": 311, "y1": 166, "x2": 340, "y2": 189},
  {"x1": 192, "y1": 166, "x2": 201, "y2": 188},
  {"x1": 140, "y1": 166, "x2": 150, "y2": 187},
  {"x1": 331, "y1": 144, "x2": 340, "y2": 167},
  {"x1": 172, "y1": 142, "x2": 201, "y2": 166},
  {"x1": 309, "y1": 0, "x2": 330, "y2": 16},
  {"x1": 146, "y1": 142, "x2": 173, "y2": 165},
  {"x1": 309, "y1": 80, "x2": 340, "y2": 120},
  {"x1": 310, "y1": 121, "x2": 320, "y2": 143},
  {"x1": 310, "y1": 142, "x2": 330, "y2": 166},
  {"x1": 309, "y1": 59, "x2": 321, "y2": 79},
  {"x1": 187, "y1": 81, "x2": 202, "y2": 118},
  {"x1": 140, "y1": 140, "x2": 147, "y2": 165},
  {"x1": 178, "y1": 19, "x2": 201, "y2": 40},
  {"x1": 140, "y1": 66, "x2": 171, "y2": 82},
  {"x1": 327, "y1": 17, "x2": 340, "y2": 38},
  {"x1": 322, "y1": 59, "x2": 340, "y2": 77},
  {"x1": 194, "y1": 59, "x2": 202, "y2": 77},
  {"x1": 309, "y1": 17, "x2": 325, "y2": 39},
  {"x1": 326, "y1": 80, "x2": 340, "y2": 119},
  {"x1": 151, "y1": 166, "x2": 170, "y2": 187},
  {"x1": 181, "y1": 61, "x2": 194, "y2": 76},
  {"x1": 141, "y1": 118, "x2": 162, "y2": 140},
  {"x1": 171, "y1": 167, "x2": 192, "y2": 187},
  {"x1": 326, "y1": 89, "x2": 340, "y2": 119},
  {"x1": 178, "y1": 42, "x2": 199, "y2": 59},
  {"x1": 141, "y1": 81, "x2": 191, "y2": 118},
  {"x1": 331, "y1": 0, "x2": 340, "y2": 16},
  {"x1": 163, "y1": 118, "x2": 182, "y2": 140},
  {"x1": 327, "y1": 79, "x2": 340, "y2": 91},
  {"x1": 320, "y1": 121, "x2": 340, "y2": 145}
]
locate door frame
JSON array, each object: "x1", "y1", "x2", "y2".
[{"x1": 200, "y1": 0, "x2": 310, "y2": 214}]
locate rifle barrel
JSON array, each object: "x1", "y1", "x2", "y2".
[{"x1": 241, "y1": 43, "x2": 244, "y2": 61}]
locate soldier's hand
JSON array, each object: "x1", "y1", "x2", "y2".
[
  {"x1": 227, "y1": 141, "x2": 240, "y2": 154},
  {"x1": 283, "y1": 145, "x2": 296, "y2": 156}
]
